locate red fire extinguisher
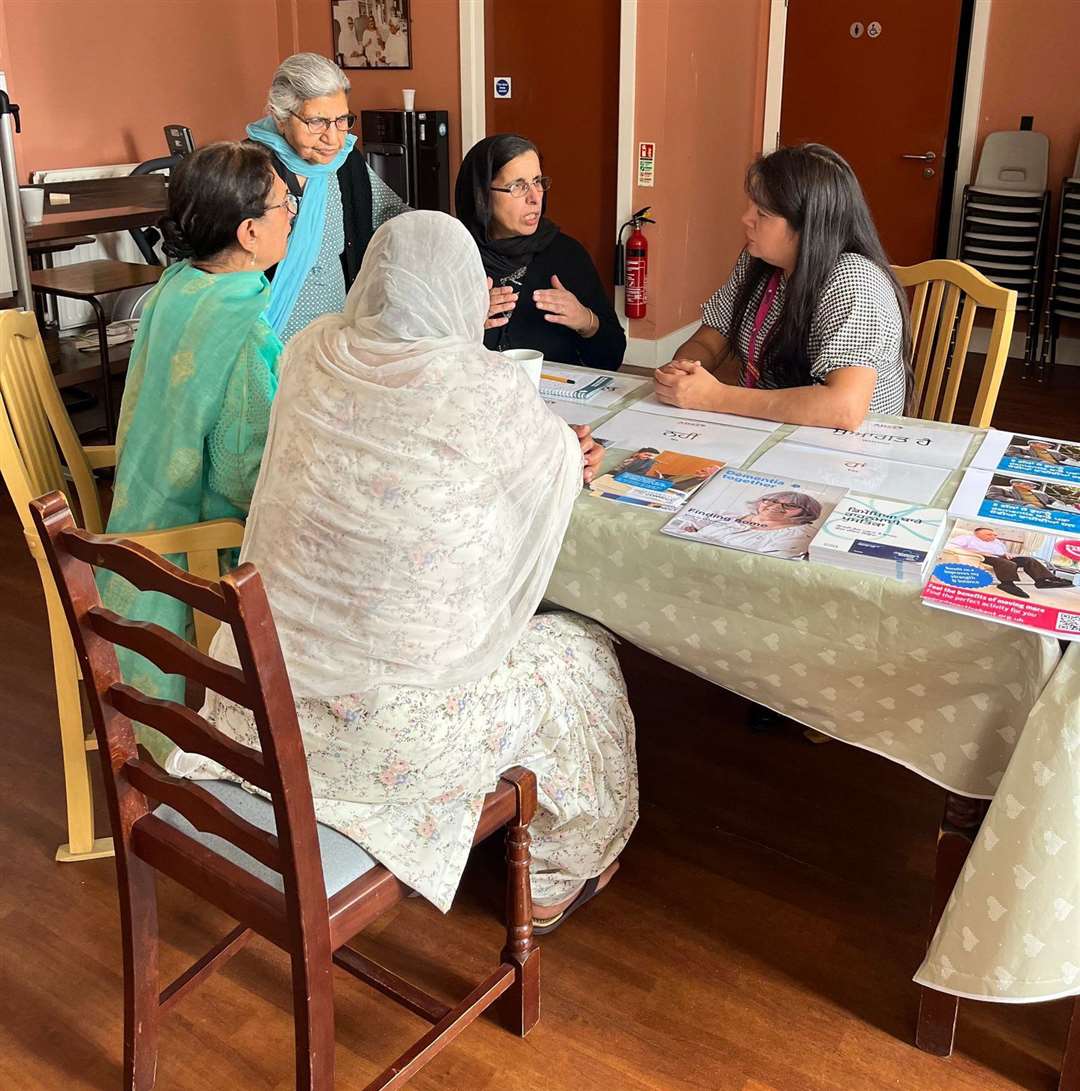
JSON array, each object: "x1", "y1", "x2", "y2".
[{"x1": 616, "y1": 207, "x2": 655, "y2": 320}]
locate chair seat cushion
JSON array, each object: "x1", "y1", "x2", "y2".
[{"x1": 154, "y1": 780, "x2": 377, "y2": 897}]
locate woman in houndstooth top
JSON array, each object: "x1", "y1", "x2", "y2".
[{"x1": 654, "y1": 144, "x2": 911, "y2": 432}]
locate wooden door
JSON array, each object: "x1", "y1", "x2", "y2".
[
  {"x1": 779, "y1": 0, "x2": 964, "y2": 266},
  {"x1": 483, "y1": 0, "x2": 621, "y2": 295}
]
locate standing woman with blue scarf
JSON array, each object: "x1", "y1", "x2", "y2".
[{"x1": 247, "y1": 52, "x2": 409, "y2": 341}]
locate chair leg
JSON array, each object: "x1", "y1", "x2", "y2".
[
  {"x1": 48, "y1": 597, "x2": 112, "y2": 861},
  {"x1": 497, "y1": 769, "x2": 540, "y2": 1037},
  {"x1": 121, "y1": 857, "x2": 161, "y2": 1090},
  {"x1": 915, "y1": 792, "x2": 988, "y2": 1056},
  {"x1": 1060, "y1": 998, "x2": 1080, "y2": 1090},
  {"x1": 290, "y1": 950, "x2": 336, "y2": 1091},
  {"x1": 88, "y1": 295, "x2": 116, "y2": 442}
]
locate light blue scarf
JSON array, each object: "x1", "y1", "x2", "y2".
[{"x1": 246, "y1": 115, "x2": 356, "y2": 334}]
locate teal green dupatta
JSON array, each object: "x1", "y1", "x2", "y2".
[{"x1": 100, "y1": 261, "x2": 282, "y2": 763}]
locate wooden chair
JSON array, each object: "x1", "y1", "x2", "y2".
[
  {"x1": 892, "y1": 259, "x2": 1017, "y2": 428},
  {"x1": 30, "y1": 491, "x2": 540, "y2": 1091},
  {"x1": 0, "y1": 310, "x2": 243, "y2": 861}
]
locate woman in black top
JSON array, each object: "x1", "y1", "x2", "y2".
[{"x1": 455, "y1": 134, "x2": 626, "y2": 371}]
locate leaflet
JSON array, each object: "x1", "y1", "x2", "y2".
[
  {"x1": 587, "y1": 450, "x2": 724, "y2": 512},
  {"x1": 972, "y1": 430, "x2": 1080, "y2": 486},
  {"x1": 787, "y1": 419, "x2": 974, "y2": 469},
  {"x1": 750, "y1": 442, "x2": 951, "y2": 504},
  {"x1": 595, "y1": 406, "x2": 771, "y2": 466},
  {"x1": 628, "y1": 393, "x2": 783, "y2": 433},
  {"x1": 661, "y1": 468, "x2": 845, "y2": 561},
  {"x1": 949, "y1": 468, "x2": 1080, "y2": 537},
  {"x1": 921, "y1": 519, "x2": 1080, "y2": 641}
]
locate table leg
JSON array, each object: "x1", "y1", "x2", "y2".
[
  {"x1": 915, "y1": 792, "x2": 989, "y2": 1057},
  {"x1": 87, "y1": 296, "x2": 115, "y2": 442},
  {"x1": 1060, "y1": 999, "x2": 1080, "y2": 1090}
]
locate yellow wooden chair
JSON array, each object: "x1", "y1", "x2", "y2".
[
  {"x1": 892, "y1": 259, "x2": 1017, "y2": 428},
  {"x1": 0, "y1": 310, "x2": 244, "y2": 862}
]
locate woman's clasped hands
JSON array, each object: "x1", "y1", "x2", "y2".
[{"x1": 654, "y1": 358, "x2": 726, "y2": 411}]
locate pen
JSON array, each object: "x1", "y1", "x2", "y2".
[{"x1": 542, "y1": 374, "x2": 576, "y2": 384}]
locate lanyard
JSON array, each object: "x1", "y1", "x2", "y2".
[{"x1": 745, "y1": 269, "x2": 781, "y2": 388}]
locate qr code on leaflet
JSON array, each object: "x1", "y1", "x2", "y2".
[{"x1": 1057, "y1": 613, "x2": 1080, "y2": 634}]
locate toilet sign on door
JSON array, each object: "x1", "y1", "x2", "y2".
[{"x1": 493, "y1": 76, "x2": 512, "y2": 99}]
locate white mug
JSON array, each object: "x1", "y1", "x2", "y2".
[
  {"x1": 18, "y1": 186, "x2": 44, "y2": 225},
  {"x1": 502, "y1": 348, "x2": 543, "y2": 389},
  {"x1": 402, "y1": 88, "x2": 416, "y2": 112}
]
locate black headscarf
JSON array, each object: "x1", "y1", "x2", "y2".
[{"x1": 454, "y1": 133, "x2": 559, "y2": 282}]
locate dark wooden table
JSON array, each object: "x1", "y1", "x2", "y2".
[{"x1": 23, "y1": 175, "x2": 167, "y2": 245}]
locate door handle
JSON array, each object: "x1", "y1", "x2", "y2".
[{"x1": 901, "y1": 151, "x2": 937, "y2": 161}]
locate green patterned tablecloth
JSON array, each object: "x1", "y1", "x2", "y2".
[{"x1": 543, "y1": 367, "x2": 1075, "y2": 1003}]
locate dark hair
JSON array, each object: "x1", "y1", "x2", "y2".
[
  {"x1": 454, "y1": 133, "x2": 541, "y2": 239},
  {"x1": 728, "y1": 143, "x2": 912, "y2": 405},
  {"x1": 160, "y1": 141, "x2": 276, "y2": 261}
]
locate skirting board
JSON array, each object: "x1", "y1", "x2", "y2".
[
  {"x1": 624, "y1": 319, "x2": 700, "y2": 369},
  {"x1": 968, "y1": 325, "x2": 1079, "y2": 367}
]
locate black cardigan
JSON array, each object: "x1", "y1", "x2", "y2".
[
  {"x1": 268, "y1": 145, "x2": 374, "y2": 290},
  {"x1": 484, "y1": 232, "x2": 626, "y2": 371}
]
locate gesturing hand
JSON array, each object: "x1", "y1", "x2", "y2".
[
  {"x1": 654, "y1": 358, "x2": 725, "y2": 411},
  {"x1": 533, "y1": 275, "x2": 597, "y2": 336},
  {"x1": 485, "y1": 276, "x2": 518, "y2": 330},
  {"x1": 571, "y1": 424, "x2": 604, "y2": 485}
]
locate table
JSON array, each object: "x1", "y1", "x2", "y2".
[
  {"x1": 23, "y1": 175, "x2": 167, "y2": 246},
  {"x1": 542, "y1": 367, "x2": 1077, "y2": 1008}
]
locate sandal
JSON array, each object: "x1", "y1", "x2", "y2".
[{"x1": 532, "y1": 875, "x2": 601, "y2": 936}]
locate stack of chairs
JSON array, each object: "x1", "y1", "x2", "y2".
[
  {"x1": 956, "y1": 130, "x2": 1050, "y2": 371},
  {"x1": 1038, "y1": 142, "x2": 1080, "y2": 381}
]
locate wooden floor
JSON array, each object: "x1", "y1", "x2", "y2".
[{"x1": 3, "y1": 360, "x2": 1079, "y2": 1091}]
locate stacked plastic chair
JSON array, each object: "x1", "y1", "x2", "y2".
[
  {"x1": 1038, "y1": 143, "x2": 1080, "y2": 380},
  {"x1": 957, "y1": 131, "x2": 1050, "y2": 371}
]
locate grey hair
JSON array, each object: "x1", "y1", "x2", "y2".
[
  {"x1": 267, "y1": 53, "x2": 350, "y2": 122},
  {"x1": 755, "y1": 490, "x2": 823, "y2": 525}
]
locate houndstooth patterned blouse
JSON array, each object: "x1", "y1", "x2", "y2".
[{"x1": 702, "y1": 250, "x2": 907, "y2": 415}]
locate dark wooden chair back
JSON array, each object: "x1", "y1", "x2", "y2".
[
  {"x1": 31, "y1": 490, "x2": 541, "y2": 1091},
  {"x1": 30, "y1": 489, "x2": 332, "y2": 955}
]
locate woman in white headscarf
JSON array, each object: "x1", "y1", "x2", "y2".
[{"x1": 172, "y1": 211, "x2": 638, "y2": 930}]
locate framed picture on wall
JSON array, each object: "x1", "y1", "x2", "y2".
[{"x1": 332, "y1": 0, "x2": 412, "y2": 69}]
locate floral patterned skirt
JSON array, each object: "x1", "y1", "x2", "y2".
[{"x1": 178, "y1": 612, "x2": 638, "y2": 912}]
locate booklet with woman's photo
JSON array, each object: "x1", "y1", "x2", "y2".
[
  {"x1": 949, "y1": 468, "x2": 1080, "y2": 536},
  {"x1": 921, "y1": 519, "x2": 1080, "y2": 640},
  {"x1": 972, "y1": 430, "x2": 1080, "y2": 486},
  {"x1": 660, "y1": 468, "x2": 845, "y2": 560},
  {"x1": 587, "y1": 449, "x2": 725, "y2": 512}
]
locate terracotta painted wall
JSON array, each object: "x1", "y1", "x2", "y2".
[
  {"x1": 976, "y1": 0, "x2": 1079, "y2": 209},
  {"x1": 278, "y1": 0, "x2": 462, "y2": 173},
  {"x1": 0, "y1": 0, "x2": 460, "y2": 182},
  {"x1": 0, "y1": 0, "x2": 281, "y2": 179},
  {"x1": 631, "y1": 0, "x2": 771, "y2": 342}
]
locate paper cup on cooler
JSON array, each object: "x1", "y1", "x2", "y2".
[
  {"x1": 402, "y1": 88, "x2": 416, "y2": 111},
  {"x1": 18, "y1": 187, "x2": 44, "y2": 225},
  {"x1": 503, "y1": 348, "x2": 543, "y2": 389}
]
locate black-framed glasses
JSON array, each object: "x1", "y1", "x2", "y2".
[
  {"x1": 490, "y1": 175, "x2": 552, "y2": 198},
  {"x1": 263, "y1": 193, "x2": 300, "y2": 217},
  {"x1": 289, "y1": 110, "x2": 356, "y2": 134}
]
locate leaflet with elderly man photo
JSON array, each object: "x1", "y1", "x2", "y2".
[{"x1": 922, "y1": 520, "x2": 1080, "y2": 639}]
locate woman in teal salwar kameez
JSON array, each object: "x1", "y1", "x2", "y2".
[{"x1": 99, "y1": 142, "x2": 296, "y2": 762}]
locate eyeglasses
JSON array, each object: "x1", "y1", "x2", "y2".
[
  {"x1": 263, "y1": 193, "x2": 300, "y2": 217},
  {"x1": 289, "y1": 110, "x2": 357, "y2": 134},
  {"x1": 490, "y1": 176, "x2": 553, "y2": 198}
]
